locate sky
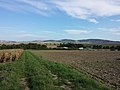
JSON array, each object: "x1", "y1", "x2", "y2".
[{"x1": 0, "y1": 0, "x2": 120, "y2": 41}]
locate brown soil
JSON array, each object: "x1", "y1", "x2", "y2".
[{"x1": 31, "y1": 50, "x2": 120, "y2": 89}]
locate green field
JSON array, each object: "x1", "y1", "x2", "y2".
[{"x1": 0, "y1": 51, "x2": 111, "y2": 90}]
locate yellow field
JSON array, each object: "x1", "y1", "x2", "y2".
[{"x1": 0, "y1": 49, "x2": 23, "y2": 63}]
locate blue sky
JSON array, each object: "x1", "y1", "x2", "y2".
[{"x1": 0, "y1": 0, "x2": 120, "y2": 41}]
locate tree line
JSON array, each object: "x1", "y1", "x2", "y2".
[
  {"x1": 0, "y1": 43, "x2": 120, "y2": 51},
  {"x1": 92, "y1": 45, "x2": 120, "y2": 51},
  {"x1": 58, "y1": 43, "x2": 120, "y2": 51},
  {"x1": 0, "y1": 43, "x2": 47, "y2": 50}
]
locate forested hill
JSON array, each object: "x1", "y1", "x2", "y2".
[
  {"x1": 43, "y1": 39, "x2": 120, "y2": 44},
  {"x1": 0, "y1": 39, "x2": 120, "y2": 44}
]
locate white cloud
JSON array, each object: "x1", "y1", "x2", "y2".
[
  {"x1": 109, "y1": 28, "x2": 120, "y2": 35},
  {"x1": 52, "y1": 0, "x2": 120, "y2": 23},
  {"x1": 0, "y1": 0, "x2": 53, "y2": 16},
  {"x1": 20, "y1": 0, "x2": 48, "y2": 10},
  {"x1": 0, "y1": 33, "x2": 46, "y2": 41},
  {"x1": 89, "y1": 19, "x2": 99, "y2": 23},
  {"x1": 64, "y1": 30, "x2": 89, "y2": 34},
  {"x1": 0, "y1": 26, "x2": 46, "y2": 40},
  {"x1": 99, "y1": 27, "x2": 120, "y2": 35},
  {"x1": 1, "y1": 0, "x2": 120, "y2": 23},
  {"x1": 111, "y1": 19, "x2": 120, "y2": 22},
  {"x1": 14, "y1": 33, "x2": 42, "y2": 38}
]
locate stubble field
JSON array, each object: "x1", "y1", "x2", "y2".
[{"x1": 31, "y1": 50, "x2": 120, "y2": 89}]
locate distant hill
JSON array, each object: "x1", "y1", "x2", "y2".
[
  {"x1": 43, "y1": 39, "x2": 120, "y2": 44},
  {"x1": 0, "y1": 39, "x2": 120, "y2": 44},
  {"x1": 43, "y1": 39, "x2": 76, "y2": 43},
  {"x1": 0, "y1": 40, "x2": 18, "y2": 44},
  {"x1": 43, "y1": 40, "x2": 58, "y2": 42},
  {"x1": 77, "y1": 39, "x2": 120, "y2": 44},
  {"x1": 59, "y1": 39, "x2": 76, "y2": 43}
]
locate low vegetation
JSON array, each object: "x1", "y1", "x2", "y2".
[
  {"x1": 0, "y1": 43, "x2": 120, "y2": 51},
  {"x1": 58, "y1": 43, "x2": 120, "y2": 51},
  {"x1": 0, "y1": 43, "x2": 47, "y2": 50},
  {"x1": 0, "y1": 50, "x2": 111, "y2": 90}
]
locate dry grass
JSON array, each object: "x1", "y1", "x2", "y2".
[
  {"x1": 0, "y1": 49, "x2": 23, "y2": 63},
  {"x1": 31, "y1": 50, "x2": 120, "y2": 89}
]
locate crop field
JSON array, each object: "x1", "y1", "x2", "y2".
[
  {"x1": 0, "y1": 49, "x2": 23, "y2": 63},
  {"x1": 31, "y1": 50, "x2": 120, "y2": 90},
  {"x1": 0, "y1": 50, "x2": 110, "y2": 90}
]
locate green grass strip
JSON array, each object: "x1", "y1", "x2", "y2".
[{"x1": 24, "y1": 51, "x2": 58, "y2": 90}]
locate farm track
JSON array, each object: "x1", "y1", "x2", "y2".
[{"x1": 0, "y1": 51, "x2": 111, "y2": 90}]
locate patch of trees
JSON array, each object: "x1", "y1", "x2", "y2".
[
  {"x1": 93, "y1": 45, "x2": 120, "y2": 51},
  {"x1": 0, "y1": 43, "x2": 120, "y2": 51},
  {"x1": 92, "y1": 45, "x2": 102, "y2": 49},
  {"x1": 0, "y1": 43, "x2": 47, "y2": 50},
  {"x1": 110, "y1": 46, "x2": 120, "y2": 51},
  {"x1": 58, "y1": 43, "x2": 120, "y2": 51},
  {"x1": 58, "y1": 43, "x2": 84, "y2": 49}
]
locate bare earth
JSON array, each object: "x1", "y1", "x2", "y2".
[{"x1": 31, "y1": 50, "x2": 120, "y2": 89}]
